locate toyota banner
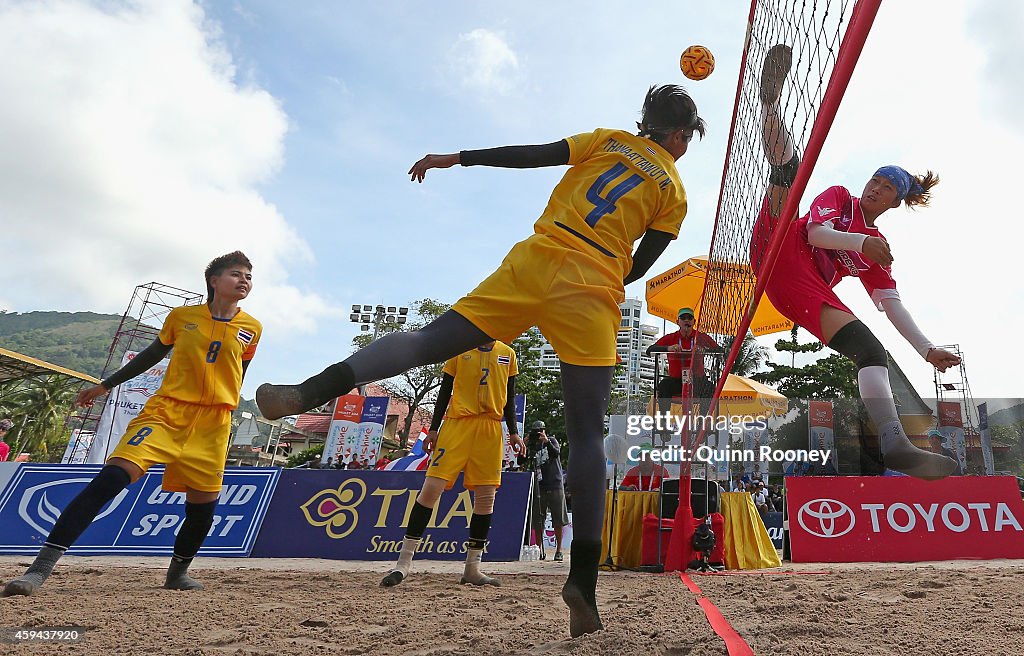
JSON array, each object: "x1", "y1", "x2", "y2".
[{"x1": 787, "y1": 476, "x2": 1024, "y2": 563}]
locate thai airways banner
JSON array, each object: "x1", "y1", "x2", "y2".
[
  {"x1": 250, "y1": 470, "x2": 532, "y2": 561},
  {"x1": 0, "y1": 464, "x2": 279, "y2": 556},
  {"x1": 762, "y1": 511, "x2": 784, "y2": 550},
  {"x1": 937, "y1": 401, "x2": 968, "y2": 473},
  {"x1": 787, "y1": 475, "x2": 1024, "y2": 563},
  {"x1": 808, "y1": 401, "x2": 837, "y2": 475},
  {"x1": 68, "y1": 351, "x2": 170, "y2": 464}
]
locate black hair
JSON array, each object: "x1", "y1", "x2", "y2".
[
  {"x1": 637, "y1": 84, "x2": 706, "y2": 145},
  {"x1": 205, "y1": 251, "x2": 252, "y2": 301}
]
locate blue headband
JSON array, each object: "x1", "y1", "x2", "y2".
[{"x1": 874, "y1": 165, "x2": 923, "y2": 201}]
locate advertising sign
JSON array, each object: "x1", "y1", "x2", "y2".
[
  {"x1": 0, "y1": 465, "x2": 279, "y2": 556},
  {"x1": 787, "y1": 475, "x2": 1024, "y2": 563},
  {"x1": 250, "y1": 470, "x2": 531, "y2": 561}
]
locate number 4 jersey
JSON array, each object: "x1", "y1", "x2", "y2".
[
  {"x1": 154, "y1": 304, "x2": 262, "y2": 408},
  {"x1": 533, "y1": 128, "x2": 687, "y2": 281}
]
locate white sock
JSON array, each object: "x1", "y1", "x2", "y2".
[
  {"x1": 462, "y1": 547, "x2": 498, "y2": 585},
  {"x1": 393, "y1": 536, "x2": 421, "y2": 577},
  {"x1": 856, "y1": 366, "x2": 909, "y2": 453}
]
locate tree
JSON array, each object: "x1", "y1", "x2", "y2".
[
  {"x1": 352, "y1": 299, "x2": 450, "y2": 444},
  {"x1": 753, "y1": 326, "x2": 858, "y2": 399},
  {"x1": 0, "y1": 375, "x2": 82, "y2": 461},
  {"x1": 510, "y1": 327, "x2": 564, "y2": 439},
  {"x1": 721, "y1": 333, "x2": 771, "y2": 377}
]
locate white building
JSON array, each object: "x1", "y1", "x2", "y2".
[{"x1": 534, "y1": 298, "x2": 662, "y2": 397}]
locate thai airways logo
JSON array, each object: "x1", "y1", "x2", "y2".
[
  {"x1": 17, "y1": 478, "x2": 130, "y2": 536},
  {"x1": 300, "y1": 479, "x2": 367, "y2": 539},
  {"x1": 797, "y1": 498, "x2": 856, "y2": 538}
]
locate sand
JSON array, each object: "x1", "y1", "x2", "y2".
[{"x1": 1, "y1": 556, "x2": 1023, "y2": 655}]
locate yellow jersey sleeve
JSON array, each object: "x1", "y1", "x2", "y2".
[
  {"x1": 158, "y1": 307, "x2": 182, "y2": 346},
  {"x1": 442, "y1": 357, "x2": 458, "y2": 378}
]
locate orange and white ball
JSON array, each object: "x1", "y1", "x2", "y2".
[{"x1": 680, "y1": 45, "x2": 715, "y2": 81}]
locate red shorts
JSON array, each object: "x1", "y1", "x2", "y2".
[{"x1": 750, "y1": 197, "x2": 851, "y2": 342}]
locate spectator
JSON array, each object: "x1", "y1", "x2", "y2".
[
  {"x1": 522, "y1": 420, "x2": 568, "y2": 561},
  {"x1": 751, "y1": 481, "x2": 770, "y2": 515},
  {"x1": 0, "y1": 419, "x2": 12, "y2": 463},
  {"x1": 325, "y1": 456, "x2": 334, "y2": 469},
  {"x1": 731, "y1": 475, "x2": 746, "y2": 492},
  {"x1": 620, "y1": 444, "x2": 671, "y2": 492},
  {"x1": 646, "y1": 307, "x2": 720, "y2": 422}
]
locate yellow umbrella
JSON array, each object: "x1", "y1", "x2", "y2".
[
  {"x1": 645, "y1": 255, "x2": 793, "y2": 337},
  {"x1": 718, "y1": 374, "x2": 788, "y2": 418}
]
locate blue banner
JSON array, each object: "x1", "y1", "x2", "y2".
[
  {"x1": 251, "y1": 470, "x2": 532, "y2": 561},
  {"x1": 763, "y1": 510, "x2": 784, "y2": 550},
  {"x1": 0, "y1": 464, "x2": 279, "y2": 556}
]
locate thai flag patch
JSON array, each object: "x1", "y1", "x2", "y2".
[
  {"x1": 497, "y1": 355, "x2": 511, "y2": 365},
  {"x1": 237, "y1": 328, "x2": 255, "y2": 345}
]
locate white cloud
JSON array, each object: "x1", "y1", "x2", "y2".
[
  {"x1": 448, "y1": 28, "x2": 522, "y2": 96},
  {"x1": 0, "y1": 0, "x2": 334, "y2": 334}
]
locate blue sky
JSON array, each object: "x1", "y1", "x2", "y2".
[{"x1": 0, "y1": 1, "x2": 1020, "y2": 406}]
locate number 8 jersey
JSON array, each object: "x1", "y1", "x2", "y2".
[
  {"x1": 154, "y1": 304, "x2": 262, "y2": 408},
  {"x1": 533, "y1": 128, "x2": 687, "y2": 281}
]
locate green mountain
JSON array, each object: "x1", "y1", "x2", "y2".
[{"x1": 0, "y1": 310, "x2": 125, "y2": 378}]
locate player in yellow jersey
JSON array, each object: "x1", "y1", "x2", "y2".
[
  {"x1": 257, "y1": 85, "x2": 703, "y2": 636},
  {"x1": 380, "y1": 341, "x2": 524, "y2": 588},
  {"x1": 2, "y1": 251, "x2": 261, "y2": 597}
]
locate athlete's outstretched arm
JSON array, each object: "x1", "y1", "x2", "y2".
[
  {"x1": 879, "y1": 298, "x2": 960, "y2": 371},
  {"x1": 409, "y1": 141, "x2": 569, "y2": 182},
  {"x1": 623, "y1": 229, "x2": 674, "y2": 286},
  {"x1": 74, "y1": 337, "x2": 172, "y2": 407}
]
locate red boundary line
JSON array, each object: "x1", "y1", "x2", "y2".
[{"x1": 679, "y1": 572, "x2": 755, "y2": 656}]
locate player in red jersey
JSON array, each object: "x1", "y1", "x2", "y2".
[{"x1": 750, "y1": 45, "x2": 959, "y2": 479}]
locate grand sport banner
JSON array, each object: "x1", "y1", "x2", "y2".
[
  {"x1": 251, "y1": 470, "x2": 532, "y2": 561},
  {"x1": 787, "y1": 476, "x2": 1024, "y2": 563},
  {"x1": 0, "y1": 465, "x2": 279, "y2": 556}
]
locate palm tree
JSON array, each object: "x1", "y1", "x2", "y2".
[
  {"x1": 721, "y1": 333, "x2": 770, "y2": 377},
  {"x1": 0, "y1": 375, "x2": 81, "y2": 460}
]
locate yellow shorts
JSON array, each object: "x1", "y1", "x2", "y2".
[
  {"x1": 108, "y1": 395, "x2": 232, "y2": 493},
  {"x1": 427, "y1": 415, "x2": 504, "y2": 490},
  {"x1": 453, "y1": 234, "x2": 623, "y2": 366}
]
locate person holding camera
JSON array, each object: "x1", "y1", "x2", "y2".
[{"x1": 523, "y1": 420, "x2": 568, "y2": 561}]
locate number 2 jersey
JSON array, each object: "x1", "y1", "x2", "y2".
[
  {"x1": 441, "y1": 342, "x2": 518, "y2": 421},
  {"x1": 155, "y1": 304, "x2": 262, "y2": 408},
  {"x1": 532, "y1": 128, "x2": 687, "y2": 282}
]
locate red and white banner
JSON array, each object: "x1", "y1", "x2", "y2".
[
  {"x1": 787, "y1": 476, "x2": 1024, "y2": 563},
  {"x1": 808, "y1": 401, "x2": 837, "y2": 474},
  {"x1": 937, "y1": 401, "x2": 968, "y2": 473}
]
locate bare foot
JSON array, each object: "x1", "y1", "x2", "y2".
[
  {"x1": 760, "y1": 44, "x2": 793, "y2": 104},
  {"x1": 561, "y1": 580, "x2": 603, "y2": 637},
  {"x1": 256, "y1": 383, "x2": 305, "y2": 420}
]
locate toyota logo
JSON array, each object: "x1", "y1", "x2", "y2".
[{"x1": 798, "y1": 498, "x2": 855, "y2": 538}]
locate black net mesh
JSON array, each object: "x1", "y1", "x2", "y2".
[{"x1": 691, "y1": 0, "x2": 880, "y2": 446}]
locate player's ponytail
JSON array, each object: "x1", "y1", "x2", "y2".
[{"x1": 903, "y1": 171, "x2": 939, "y2": 209}]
